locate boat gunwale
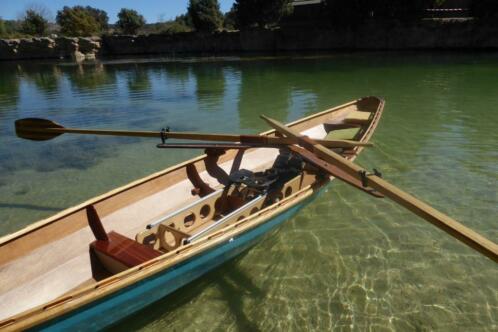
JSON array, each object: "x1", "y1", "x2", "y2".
[
  {"x1": 0, "y1": 96, "x2": 385, "y2": 331},
  {"x1": 0, "y1": 98, "x2": 362, "y2": 246},
  {"x1": 2, "y1": 183, "x2": 321, "y2": 331}
]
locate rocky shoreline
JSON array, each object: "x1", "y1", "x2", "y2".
[
  {"x1": 0, "y1": 37, "x2": 101, "y2": 61},
  {"x1": 1, "y1": 21, "x2": 498, "y2": 61}
]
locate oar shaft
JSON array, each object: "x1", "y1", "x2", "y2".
[
  {"x1": 262, "y1": 116, "x2": 498, "y2": 263},
  {"x1": 156, "y1": 143, "x2": 281, "y2": 149},
  {"x1": 26, "y1": 126, "x2": 371, "y2": 148},
  {"x1": 37, "y1": 127, "x2": 160, "y2": 138},
  {"x1": 370, "y1": 175, "x2": 498, "y2": 262}
]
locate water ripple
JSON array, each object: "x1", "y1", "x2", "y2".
[{"x1": 0, "y1": 54, "x2": 497, "y2": 331}]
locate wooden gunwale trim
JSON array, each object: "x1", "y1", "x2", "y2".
[
  {"x1": 0, "y1": 158, "x2": 199, "y2": 246},
  {"x1": 1, "y1": 97, "x2": 383, "y2": 331},
  {"x1": 0, "y1": 98, "x2": 361, "y2": 247},
  {"x1": 355, "y1": 98, "x2": 385, "y2": 156},
  {"x1": 3, "y1": 182, "x2": 321, "y2": 331}
]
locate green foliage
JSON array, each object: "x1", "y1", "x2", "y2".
[
  {"x1": 433, "y1": 0, "x2": 447, "y2": 7},
  {"x1": 324, "y1": 0, "x2": 369, "y2": 26},
  {"x1": 137, "y1": 16, "x2": 192, "y2": 35},
  {"x1": 56, "y1": 6, "x2": 108, "y2": 36},
  {"x1": 370, "y1": 0, "x2": 428, "y2": 20},
  {"x1": 0, "y1": 18, "x2": 6, "y2": 37},
  {"x1": 471, "y1": 0, "x2": 498, "y2": 22},
  {"x1": 117, "y1": 9, "x2": 146, "y2": 35},
  {"x1": 21, "y1": 10, "x2": 48, "y2": 36},
  {"x1": 187, "y1": 0, "x2": 223, "y2": 32},
  {"x1": 233, "y1": 0, "x2": 293, "y2": 29},
  {"x1": 161, "y1": 21, "x2": 192, "y2": 35},
  {"x1": 162, "y1": 15, "x2": 193, "y2": 34},
  {"x1": 0, "y1": 20, "x2": 25, "y2": 38},
  {"x1": 85, "y1": 6, "x2": 109, "y2": 30},
  {"x1": 324, "y1": 0, "x2": 429, "y2": 26},
  {"x1": 223, "y1": 7, "x2": 237, "y2": 30}
]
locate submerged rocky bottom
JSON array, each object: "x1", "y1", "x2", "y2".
[{"x1": 0, "y1": 53, "x2": 496, "y2": 331}]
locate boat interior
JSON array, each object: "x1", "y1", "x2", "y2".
[{"x1": 0, "y1": 97, "x2": 382, "y2": 322}]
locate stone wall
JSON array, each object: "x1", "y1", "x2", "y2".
[
  {"x1": 1, "y1": 21, "x2": 498, "y2": 61},
  {"x1": 102, "y1": 22, "x2": 498, "y2": 55},
  {"x1": 0, "y1": 37, "x2": 101, "y2": 61},
  {"x1": 101, "y1": 32, "x2": 241, "y2": 55}
]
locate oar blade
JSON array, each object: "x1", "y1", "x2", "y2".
[{"x1": 15, "y1": 118, "x2": 64, "y2": 141}]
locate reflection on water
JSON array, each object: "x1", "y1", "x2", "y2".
[
  {"x1": 0, "y1": 64, "x2": 20, "y2": 109},
  {"x1": 192, "y1": 63, "x2": 226, "y2": 110},
  {"x1": 238, "y1": 62, "x2": 291, "y2": 130},
  {"x1": 0, "y1": 54, "x2": 497, "y2": 331},
  {"x1": 64, "y1": 63, "x2": 118, "y2": 93}
]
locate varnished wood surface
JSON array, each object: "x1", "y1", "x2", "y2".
[
  {"x1": 261, "y1": 114, "x2": 498, "y2": 263},
  {"x1": 15, "y1": 118, "x2": 370, "y2": 148},
  {"x1": 91, "y1": 232, "x2": 162, "y2": 269},
  {"x1": 288, "y1": 146, "x2": 384, "y2": 198},
  {"x1": 0, "y1": 96, "x2": 384, "y2": 330}
]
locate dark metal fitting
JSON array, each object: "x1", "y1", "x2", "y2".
[
  {"x1": 160, "y1": 128, "x2": 169, "y2": 144},
  {"x1": 359, "y1": 170, "x2": 368, "y2": 187}
]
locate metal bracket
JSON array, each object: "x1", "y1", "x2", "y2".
[
  {"x1": 373, "y1": 168, "x2": 382, "y2": 178},
  {"x1": 359, "y1": 170, "x2": 368, "y2": 187},
  {"x1": 160, "y1": 127, "x2": 170, "y2": 144},
  {"x1": 359, "y1": 168, "x2": 383, "y2": 188}
]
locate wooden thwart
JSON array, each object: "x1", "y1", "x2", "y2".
[{"x1": 261, "y1": 115, "x2": 498, "y2": 263}]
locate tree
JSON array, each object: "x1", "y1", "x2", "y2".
[
  {"x1": 21, "y1": 9, "x2": 48, "y2": 36},
  {"x1": 2, "y1": 20, "x2": 21, "y2": 37},
  {"x1": 56, "y1": 6, "x2": 101, "y2": 36},
  {"x1": 223, "y1": 7, "x2": 237, "y2": 30},
  {"x1": 56, "y1": 6, "x2": 109, "y2": 36},
  {"x1": 0, "y1": 18, "x2": 6, "y2": 37},
  {"x1": 84, "y1": 6, "x2": 109, "y2": 30},
  {"x1": 232, "y1": 0, "x2": 292, "y2": 29},
  {"x1": 324, "y1": 0, "x2": 429, "y2": 27},
  {"x1": 161, "y1": 15, "x2": 193, "y2": 34},
  {"x1": 370, "y1": 0, "x2": 428, "y2": 20},
  {"x1": 471, "y1": 0, "x2": 498, "y2": 22},
  {"x1": 187, "y1": 0, "x2": 223, "y2": 32},
  {"x1": 324, "y1": 0, "x2": 368, "y2": 27},
  {"x1": 117, "y1": 9, "x2": 146, "y2": 34}
]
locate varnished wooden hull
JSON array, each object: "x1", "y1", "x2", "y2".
[
  {"x1": 33, "y1": 192, "x2": 321, "y2": 331},
  {"x1": 0, "y1": 96, "x2": 384, "y2": 331}
]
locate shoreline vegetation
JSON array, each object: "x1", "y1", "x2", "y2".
[{"x1": 1, "y1": 0, "x2": 497, "y2": 61}]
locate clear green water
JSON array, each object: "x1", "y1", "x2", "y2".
[{"x1": 0, "y1": 53, "x2": 497, "y2": 331}]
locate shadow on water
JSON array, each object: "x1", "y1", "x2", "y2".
[
  {"x1": 0, "y1": 54, "x2": 496, "y2": 330},
  {"x1": 214, "y1": 266, "x2": 265, "y2": 332},
  {"x1": 106, "y1": 251, "x2": 265, "y2": 332},
  {"x1": 0, "y1": 135, "x2": 139, "y2": 174}
]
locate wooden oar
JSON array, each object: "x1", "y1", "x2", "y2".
[
  {"x1": 157, "y1": 143, "x2": 281, "y2": 149},
  {"x1": 14, "y1": 118, "x2": 371, "y2": 149},
  {"x1": 288, "y1": 145, "x2": 384, "y2": 198},
  {"x1": 261, "y1": 115, "x2": 498, "y2": 263}
]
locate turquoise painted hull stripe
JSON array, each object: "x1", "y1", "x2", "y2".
[{"x1": 33, "y1": 190, "x2": 321, "y2": 331}]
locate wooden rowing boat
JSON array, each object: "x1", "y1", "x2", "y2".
[{"x1": 0, "y1": 97, "x2": 384, "y2": 331}]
